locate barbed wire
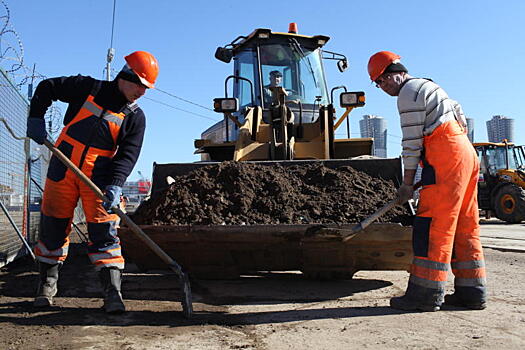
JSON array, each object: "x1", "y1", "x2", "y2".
[
  {"x1": 0, "y1": 0, "x2": 59, "y2": 139},
  {"x1": 0, "y1": 1, "x2": 47, "y2": 89},
  {"x1": 0, "y1": 0, "x2": 23, "y2": 74},
  {"x1": 0, "y1": 0, "x2": 7, "y2": 34}
]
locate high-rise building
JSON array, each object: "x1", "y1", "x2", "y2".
[
  {"x1": 359, "y1": 115, "x2": 387, "y2": 157},
  {"x1": 466, "y1": 117, "x2": 474, "y2": 142},
  {"x1": 486, "y1": 115, "x2": 514, "y2": 143}
]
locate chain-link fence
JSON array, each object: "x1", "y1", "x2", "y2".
[{"x1": 0, "y1": 67, "x2": 47, "y2": 267}]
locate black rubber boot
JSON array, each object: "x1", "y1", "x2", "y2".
[
  {"x1": 34, "y1": 262, "x2": 60, "y2": 307},
  {"x1": 444, "y1": 293, "x2": 486, "y2": 310},
  {"x1": 390, "y1": 295, "x2": 440, "y2": 312},
  {"x1": 99, "y1": 268, "x2": 126, "y2": 314},
  {"x1": 390, "y1": 282, "x2": 443, "y2": 312}
]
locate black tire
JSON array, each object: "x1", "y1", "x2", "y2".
[{"x1": 494, "y1": 183, "x2": 525, "y2": 223}]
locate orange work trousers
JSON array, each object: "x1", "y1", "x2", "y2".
[
  {"x1": 408, "y1": 120, "x2": 487, "y2": 304},
  {"x1": 35, "y1": 165, "x2": 124, "y2": 270}
]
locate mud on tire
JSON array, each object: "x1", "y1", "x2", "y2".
[{"x1": 494, "y1": 183, "x2": 525, "y2": 223}]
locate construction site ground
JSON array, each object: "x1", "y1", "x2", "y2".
[{"x1": 0, "y1": 219, "x2": 523, "y2": 350}]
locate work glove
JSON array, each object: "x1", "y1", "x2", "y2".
[
  {"x1": 26, "y1": 117, "x2": 47, "y2": 145},
  {"x1": 396, "y1": 183, "x2": 414, "y2": 204},
  {"x1": 103, "y1": 185, "x2": 122, "y2": 213}
]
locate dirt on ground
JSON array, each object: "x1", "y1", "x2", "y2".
[
  {"x1": 0, "y1": 241, "x2": 524, "y2": 349},
  {"x1": 132, "y1": 161, "x2": 412, "y2": 226},
  {"x1": 1, "y1": 162, "x2": 522, "y2": 349}
]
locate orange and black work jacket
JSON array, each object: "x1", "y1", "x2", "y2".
[{"x1": 29, "y1": 75, "x2": 146, "y2": 187}]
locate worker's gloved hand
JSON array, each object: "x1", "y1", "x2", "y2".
[
  {"x1": 396, "y1": 183, "x2": 414, "y2": 204},
  {"x1": 26, "y1": 117, "x2": 47, "y2": 145},
  {"x1": 103, "y1": 185, "x2": 122, "y2": 213}
]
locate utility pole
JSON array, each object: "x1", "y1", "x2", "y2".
[
  {"x1": 105, "y1": 0, "x2": 117, "y2": 81},
  {"x1": 106, "y1": 48, "x2": 115, "y2": 81}
]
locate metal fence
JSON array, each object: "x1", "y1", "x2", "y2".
[{"x1": 0, "y1": 68, "x2": 46, "y2": 267}]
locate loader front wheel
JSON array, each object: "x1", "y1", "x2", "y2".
[{"x1": 494, "y1": 183, "x2": 525, "y2": 223}]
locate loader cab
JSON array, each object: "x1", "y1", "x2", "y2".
[
  {"x1": 235, "y1": 38, "x2": 330, "y2": 123},
  {"x1": 199, "y1": 24, "x2": 374, "y2": 162},
  {"x1": 475, "y1": 142, "x2": 525, "y2": 181},
  {"x1": 213, "y1": 27, "x2": 341, "y2": 138}
]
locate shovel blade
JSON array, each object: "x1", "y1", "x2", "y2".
[{"x1": 181, "y1": 272, "x2": 193, "y2": 319}]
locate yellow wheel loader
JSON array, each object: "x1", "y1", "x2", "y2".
[
  {"x1": 474, "y1": 141, "x2": 525, "y2": 223},
  {"x1": 197, "y1": 25, "x2": 372, "y2": 162},
  {"x1": 120, "y1": 24, "x2": 413, "y2": 279}
]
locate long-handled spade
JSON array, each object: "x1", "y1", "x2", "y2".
[
  {"x1": 307, "y1": 198, "x2": 400, "y2": 241},
  {"x1": 307, "y1": 182, "x2": 422, "y2": 242},
  {"x1": 43, "y1": 140, "x2": 193, "y2": 318}
]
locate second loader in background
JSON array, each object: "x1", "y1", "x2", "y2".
[{"x1": 475, "y1": 141, "x2": 525, "y2": 223}]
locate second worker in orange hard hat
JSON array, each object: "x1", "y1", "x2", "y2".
[
  {"x1": 367, "y1": 51, "x2": 487, "y2": 312},
  {"x1": 26, "y1": 50, "x2": 159, "y2": 314}
]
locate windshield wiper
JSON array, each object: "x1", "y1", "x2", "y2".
[{"x1": 288, "y1": 38, "x2": 318, "y2": 89}]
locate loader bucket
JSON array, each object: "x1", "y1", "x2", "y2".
[
  {"x1": 150, "y1": 157, "x2": 402, "y2": 199},
  {"x1": 123, "y1": 157, "x2": 408, "y2": 280},
  {"x1": 119, "y1": 222, "x2": 412, "y2": 279}
]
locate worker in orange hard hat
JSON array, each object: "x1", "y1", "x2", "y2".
[
  {"x1": 367, "y1": 51, "x2": 487, "y2": 312},
  {"x1": 120, "y1": 50, "x2": 159, "y2": 89},
  {"x1": 26, "y1": 50, "x2": 159, "y2": 314}
]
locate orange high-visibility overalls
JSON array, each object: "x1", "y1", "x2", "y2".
[
  {"x1": 35, "y1": 82, "x2": 135, "y2": 270},
  {"x1": 406, "y1": 120, "x2": 487, "y2": 304}
]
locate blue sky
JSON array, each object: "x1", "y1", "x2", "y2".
[{"x1": 5, "y1": 0, "x2": 525, "y2": 181}]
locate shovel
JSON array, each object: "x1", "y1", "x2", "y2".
[
  {"x1": 308, "y1": 181, "x2": 422, "y2": 242},
  {"x1": 43, "y1": 140, "x2": 193, "y2": 318},
  {"x1": 308, "y1": 198, "x2": 400, "y2": 242},
  {"x1": 341, "y1": 198, "x2": 400, "y2": 241}
]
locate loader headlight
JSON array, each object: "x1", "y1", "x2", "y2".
[
  {"x1": 340, "y1": 91, "x2": 365, "y2": 108},
  {"x1": 213, "y1": 98, "x2": 239, "y2": 113},
  {"x1": 255, "y1": 28, "x2": 271, "y2": 39}
]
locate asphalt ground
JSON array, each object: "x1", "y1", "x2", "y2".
[{"x1": 480, "y1": 219, "x2": 525, "y2": 252}]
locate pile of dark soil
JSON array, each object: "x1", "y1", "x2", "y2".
[{"x1": 132, "y1": 161, "x2": 412, "y2": 226}]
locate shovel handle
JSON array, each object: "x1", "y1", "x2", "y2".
[
  {"x1": 342, "y1": 198, "x2": 399, "y2": 242},
  {"x1": 358, "y1": 198, "x2": 399, "y2": 231}
]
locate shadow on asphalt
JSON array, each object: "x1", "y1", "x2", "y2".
[
  {"x1": 0, "y1": 242, "x2": 403, "y2": 328},
  {"x1": 0, "y1": 300, "x2": 419, "y2": 328}
]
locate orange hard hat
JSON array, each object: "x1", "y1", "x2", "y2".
[
  {"x1": 124, "y1": 51, "x2": 159, "y2": 88},
  {"x1": 367, "y1": 51, "x2": 401, "y2": 82}
]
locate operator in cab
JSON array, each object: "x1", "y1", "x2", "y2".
[{"x1": 263, "y1": 70, "x2": 288, "y2": 106}]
